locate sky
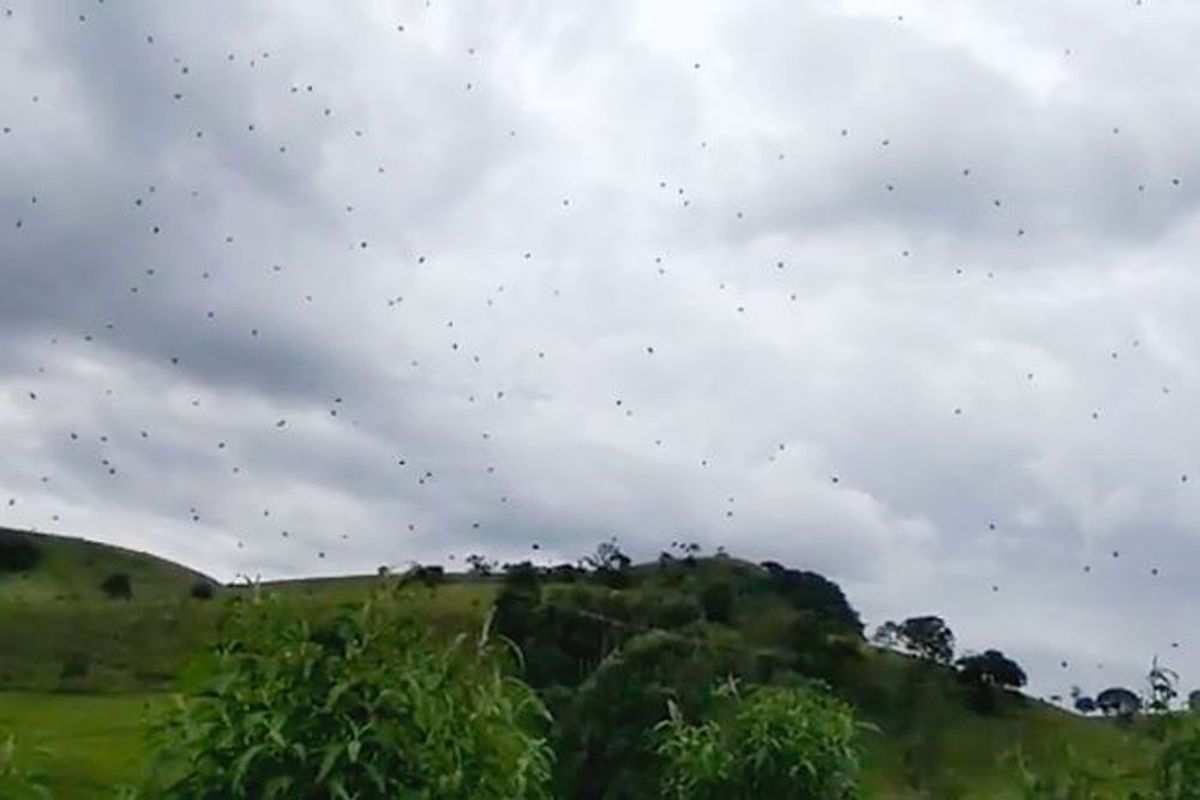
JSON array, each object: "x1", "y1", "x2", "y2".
[{"x1": 2, "y1": 0, "x2": 1198, "y2": 702}]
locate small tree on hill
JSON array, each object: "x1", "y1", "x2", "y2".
[
  {"x1": 874, "y1": 616, "x2": 955, "y2": 664},
  {"x1": 956, "y1": 649, "x2": 1026, "y2": 714},
  {"x1": 190, "y1": 580, "x2": 216, "y2": 600},
  {"x1": 466, "y1": 553, "x2": 496, "y2": 577},
  {"x1": 100, "y1": 572, "x2": 133, "y2": 600},
  {"x1": 1095, "y1": 687, "x2": 1141, "y2": 722},
  {"x1": 1148, "y1": 658, "x2": 1181, "y2": 715}
]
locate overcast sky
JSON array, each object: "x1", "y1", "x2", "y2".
[{"x1": 4, "y1": 0, "x2": 1200, "y2": 701}]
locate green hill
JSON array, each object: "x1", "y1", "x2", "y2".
[
  {"x1": 0, "y1": 528, "x2": 1165, "y2": 797},
  {"x1": 0, "y1": 527, "x2": 217, "y2": 604}
]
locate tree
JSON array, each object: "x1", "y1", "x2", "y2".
[
  {"x1": 875, "y1": 616, "x2": 955, "y2": 664},
  {"x1": 1095, "y1": 687, "x2": 1142, "y2": 721},
  {"x1": 189, "y1": 580, "x2": 216, "y2": 600},
  {"x1": 465, "y1": 553, "x2": 496, "y2": 577},
  {"x1": 1074, "y1": 695, "x2": 1097, "y2": 714},
  {"x1": 1188, "y1": 690, "x2": 1200, "y2": 714},
  {"x1": 100, "y1": 572, "x2": 133, "y2": 600},
  {"x1": 556, "y1": 630, "x2": 731, "y2": 798},
  {"x1": 764, "y1": 566, "x2": 863, "y2": 636},
  {"x1": 1149, "y1": 658, "x2": 1181, "y2": 715},
  {"x1": 407, "y1": 564, "x2": 444, "y2": 589},
  {"x1": 655, "y1": 679, "x2": 862, "y2": 799},
  {"x1": 956, "y1": 650, "x2": 1026, "y2": 689},
  {"x1": 147, "y1": 592, "x2": 554, "y2": 799},
  {"x1": 955, "y1": 650, "x2": 1026, "y2": 714}
]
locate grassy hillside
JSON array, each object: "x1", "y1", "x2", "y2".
[
  {"x1": 0, "y1": 527, "x2": 215, "y2": 604},
  {"x1": 0, "y1": 529, "x2": 1166, "y2": 797}
]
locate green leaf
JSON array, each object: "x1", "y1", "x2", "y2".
[{"x1": 316, "y1": 743, "x2": 341, "y2": 784}]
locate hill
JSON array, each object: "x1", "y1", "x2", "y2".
[{"x1": 0, "y1": 529, "x2": 1165, "y2": 797}]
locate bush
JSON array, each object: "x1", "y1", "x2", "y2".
[
  {"x1": 189, "y1": 580, "x2": 216, "y2": 600},
  {"x1": 656, "y1": 679, "x2": 862, "y2": 799},
  {"x1": 554, "y1": 630, "x2": 743, "y2": 798},
  {"x1": 146, "y1": 591, "x2": 553, "y2": 799},
  {"x1": 0, "y1": 536, "x2": 40, "y2": 573},
  {"x1": 101, "y1": 572, "x2": 133, "y2": 600}
]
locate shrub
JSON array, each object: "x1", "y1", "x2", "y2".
[
  {"x1": 656, "y1": 679, "x2": 862, "y2": 800},
  {"x1": 101, "y1": 572, "x2": 133, "y2": 600},
  {"x1": 146, "y1": 591, "x2": 553, "y2": 799},
  {"x1": 556, "y1": 630, "x2": 731, "y2": 799},
  {"x1": 189, "y1": 580, "x2": 215, "y2": 600},
  {"x1": 0, "y1": 536, "x2": 40, "y2": 573}
]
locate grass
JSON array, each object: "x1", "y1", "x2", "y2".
[
  {"x1": 0, "y1": 528, "x2": 1166, "y2": 797},
  {"x1": 0, "y1": 692, "x2": 168, "y2": 796}
]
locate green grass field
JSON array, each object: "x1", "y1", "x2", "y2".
[{"x1": 0, "y1": 527, "x2": 1165, "y2": 797}]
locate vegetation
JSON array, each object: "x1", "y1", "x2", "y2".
[
  {"x1": 145, "y1": 590, "x2": 553, "y2": 799},
  {"x1": 656, "y1": 678, "x2": 862, "y2": 799},
  {"x1": 0, "y1": 528, "x2": 1184, "y2": 797}
]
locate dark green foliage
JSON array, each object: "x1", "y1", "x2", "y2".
[
  {"x1": 956, "y1": 650, "x2": 1027, "y2": 715},
  {"x1": 0, "y1": 534, "x2": 40, "y2": 573},
  {"x1": 101, "y1": 572, "x2": 133, "y2": 600},
  {"x1": 699, "y1": 580, "x2": 735, "y2": 624},
  {"x1": 875, "y1": 616, "x2": 955, "y2": 664},
  {"x1": 146, "y1": 591, "x2": 554, "y2": 799},
  {"x1": 656, "y1": 679, "x2": 862, "y2": 799},
  {"x1": 466, "y1": 553, "x2": 496, "y2": 576},
  {"x1": 761, "y1": 563, "x2": 863, "y2": 636},
  {"x1": 785, "y1": 611, "x2": 861, "y2": 684},
  {"x1": 411, "y1": 564, "x2": 445, "y2": 588},
  {"x1": 555, "y1": 630, "x2": 736, "y2": 799},
  {"x1": 1095, "y1": 687, "x2": 1141, "y2": 721},
  {"x1": 1154, "y1": 719, "x2": 1200, "y2": 799},
  {"x1": 189, "y1": 580, "x2": 215, "y2": 600},
  {"x1": 585, "y1": 540, "x2": 632, "y2": 588},
  {"x1": 493, "y1": 562, "x2": 543, "y2": 645},
  {"x1": 59, "y1": 652, "x2": 91, "y2": 680}
]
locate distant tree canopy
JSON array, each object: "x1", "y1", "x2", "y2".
[
  {"x1": 189, "y1": 580, "x2": 215, "y2": 600},
  {"x1": 0, "y1": 534, "x2": 41, "y2": 573},
  {"x1": 405, "y1": 564, "x2": 445, "y2": 588},
  {"x1": 874, "y1": 616, "x2": 955, "y2": 665},
  {"x1": 956, "y1": 650, "x2": 1026, "y2": 690},
  {"x1": 760, "y1": 562, "x2": 863, "y2": 636},
  {"x1": 1096, "y1": 687, "x2": 1142, "y2": 720},
  {"x1": 466, "y1": 554, "x2": 496, "y2": 577},
  {"x1": 100, "y1": 572, "x2": 132, "y2": 600}
]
